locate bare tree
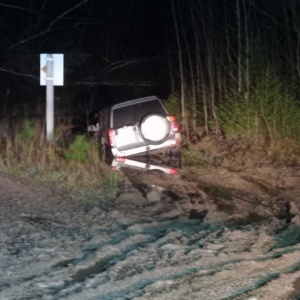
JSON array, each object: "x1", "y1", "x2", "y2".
[
  {"x1": 291, "y1": 0, "x2": 300, "y2": 80},
  {"x1": 171, "y1": 0, "x2": 189, "y2": 141},
  {"x1": 77, "y1": 86, "x2": 98, "y2": 130},
  {"x1": 9, "y1": 0, "x2": 89, "y2": 50}
]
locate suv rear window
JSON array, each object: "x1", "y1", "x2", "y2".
[{"x1": 112, "y1": 99, "x2": 166, "y2": 128}]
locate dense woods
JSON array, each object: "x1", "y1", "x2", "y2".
[{"x1": 0, "y1": 0, "x2": 299, "y2": 151}]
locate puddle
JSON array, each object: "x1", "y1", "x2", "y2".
[
  {"x1": 52, "y1": 258, "x2": 77, "y2": 269},
  {"x1": 274, "y1": 225, "x2": 300, "y2": 248},
  {"x1": 71, "y1": 258, "x2": 111, "y2": 282},
  {"x1": 214, "y1": 199, "x2": 235, "y2": 214},
  {"x1": 286, "y1": 276, "x2": 300, "y2": 299},
  {"x1": 241, "y1": 175, "x2": 280, "y2": 197},
  {"x1": 198, "y1": 182, "x2": 232, "y2": 200},
  {"x1": 230, "y1": 213, "x2": 266, "y2": 226},
  {"x1": 112, "y1": 156, "x2": 180, "y2": 176}
]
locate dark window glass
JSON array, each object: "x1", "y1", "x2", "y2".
[{"x1": 113, "y1": 100, "x2": 166, "y2": 128}]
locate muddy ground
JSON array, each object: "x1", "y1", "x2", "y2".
[{"x1": 1, "y1": 137, "x2": 300, "y2": 300}]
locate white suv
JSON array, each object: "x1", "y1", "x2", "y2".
[{"x1": 89, "y1": 96, "x2": 181, "y2": 160}]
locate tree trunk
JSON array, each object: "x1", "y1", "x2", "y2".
[{"x1": 171, "y1": 0, "x2": 189, "y2": 141}]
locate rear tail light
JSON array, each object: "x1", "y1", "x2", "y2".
[
  {"x1": 169, "y1": 168, "x2": 178, "y2": 175},
  {"x1": 168, "y1": 115, "x2": 179, "y2": 132},
  {"x1": 108, "y1": 129, "x2": 116, "y2": 147}
]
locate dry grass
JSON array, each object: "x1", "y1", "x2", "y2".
[{"x1": 0, "y1": 120, "x2": 120, "y2": 200}]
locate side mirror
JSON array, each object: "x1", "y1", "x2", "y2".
[{"x1": 87, "y1": 123, "x2": 99, "y2": 132}]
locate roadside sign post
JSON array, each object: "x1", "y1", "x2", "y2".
[
  {"x1": 40, "y1": 54, "x2": 64, "y2": 142},
  {"x1": 46, "y1": 54, "x2": 54, "y2": 142}
]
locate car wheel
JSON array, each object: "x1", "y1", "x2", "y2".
[
  {"x1": 139, "y1": 114, "x2": 171, "y2": 144},
  {"x1": 99, "y1": 133, "x2": 113, "y2": 164},
  {"x1": 168, "y1": 146, "x2": 182, "y2": 168},
  {"x1": 100, "y1": 144, "x2": 113, "y2": 164},
  {"x1": 99, "y1": 144, "x2": 107, "y2": 160}
]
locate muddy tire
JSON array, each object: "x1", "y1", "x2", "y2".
[
  {"x1": 168, "y1": 146, "x2": 182, "y2": 168},
  {"x1": 99, "y1": 139, "x2": 113, "y2": 164}
]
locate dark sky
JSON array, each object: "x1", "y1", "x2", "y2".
[
  {"x1": 1, "y1": 1, "x2": 167, "y2": 56},
  {"x1": 0, "y1": 0, "x2": 299, "y2": 121},
  {"x1": 0, "y1": 0, "x2": 174, "y2": 114}
]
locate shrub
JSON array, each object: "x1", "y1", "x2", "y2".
[
  {"x1": 220, "y1": 68, "x2": 300, "y2": 153},
  {"x1": 163, "y1": 94, "x2": 181, "y2": 121},
  {"x1": 19, "y1": 119, "x2": 34, "y2": 140},
  {"x1": 64, "y1": 135, "x2": 89, "y2": 164}
]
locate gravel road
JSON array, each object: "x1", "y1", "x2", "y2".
[{"x1": 1, "y1": 164, "x2": 300, "y2": 300}]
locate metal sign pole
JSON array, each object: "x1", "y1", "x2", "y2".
[{"x1": 46, "y1": 54, "x2": 54, "y2": 142}]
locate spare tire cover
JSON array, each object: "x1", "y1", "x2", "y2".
[{"x1": 139, "y1": 114, "x2": 171, "y2": 144}]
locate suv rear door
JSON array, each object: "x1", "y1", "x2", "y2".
[{"x1": 110, "y1": 97, "x2": 170, "y2": 151}]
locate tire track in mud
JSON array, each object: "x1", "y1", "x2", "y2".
[
  {"x1": 3, "y1": 216, "x2": 300, "y2": 300},
  {"x1": 64, "y1": 223, "x2": 300, "y2": 300}
]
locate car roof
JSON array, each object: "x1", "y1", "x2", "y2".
[{"x1": 111, "y1": 96, "x2": 161, "y2": 109}]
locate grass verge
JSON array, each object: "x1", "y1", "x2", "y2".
[{"x1": 0, "y1": 120, "x2": 120, "y2": 202}]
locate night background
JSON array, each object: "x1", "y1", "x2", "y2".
[{"x1": 0, "y1": 0, "x2": 299, "y2": 134}]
